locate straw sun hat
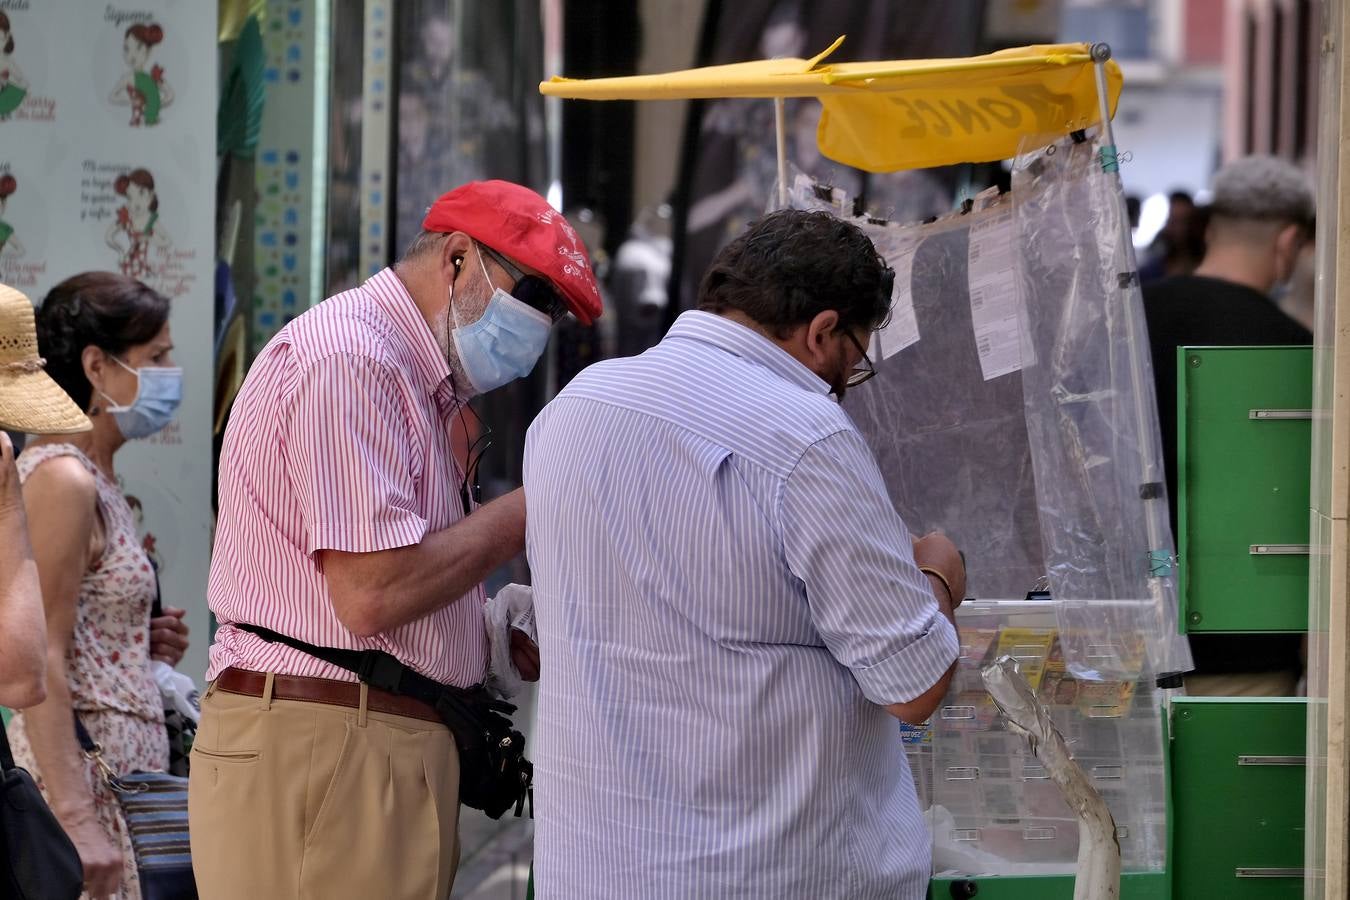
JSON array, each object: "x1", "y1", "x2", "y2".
[{"x1": 0, "y1": 283, "x2": 91, "y2": 434}]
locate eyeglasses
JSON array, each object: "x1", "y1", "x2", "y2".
[
  {"x1": 842, "y1": 330, "x2": 876, "y2": 388},
  {"x1": 837, "y1": 263, "x2": 891, "y2": 390},
  {"x1": 479, "y1": 244, "x2": 570, "y2": 324}
]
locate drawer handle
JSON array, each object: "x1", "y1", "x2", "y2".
[
  {"x1": 1236, "y1": 867, "x2": 1305, "y2": 878},
  {"x1": 1249, "y1": 409, "x2": 1312, "y2": 420},
  {"x1": 1249, "y1": 544, "x2": 1311, "y2": 555},
  {"x1": 1237, "y1": 755, "x2": 1306, "y2": 767},
  {"x1": 1087, "y1": 705, "x2": 1124, "y2": 719}
]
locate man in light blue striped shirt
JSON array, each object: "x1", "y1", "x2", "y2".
[{"x1": 524, "y1": 210, "x2": 965, "y2": 899}]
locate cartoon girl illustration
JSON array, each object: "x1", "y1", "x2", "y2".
[
  {"x1": 0, "y1": 174, "x2": 23, "y2": 259},
  {"x1": 0, "y1": 13, "x2": 29, "y2": 119},
  {"x1": 109, "y1": 23, "x2": 174, "y2": 126},
  {"x1": 106, "y1": 168, "x2": 173, "y2": 279}
]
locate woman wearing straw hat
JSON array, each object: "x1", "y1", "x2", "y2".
[
  {"x1": 0, "y1": 283, "x2": 91, "y2": 711},
  {"x1": 6, "y1": 273, "x2": 190, "y2": 900}
]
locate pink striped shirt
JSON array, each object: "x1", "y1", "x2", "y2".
[{"x1": 206, "y1": 268, "x2": 488, "y2": 686}]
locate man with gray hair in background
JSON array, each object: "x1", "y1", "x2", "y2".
[{"x1": 1143, "y1": 154, "x2": 1315, "y2": 696}]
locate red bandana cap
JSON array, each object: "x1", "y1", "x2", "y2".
[{"x1": 422, "y1": 180, "x2": 603, "y2": 325}]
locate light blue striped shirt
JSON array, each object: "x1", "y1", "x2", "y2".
[{"x1": 524, "y1": 311, "x2": 959, "y2": 899}]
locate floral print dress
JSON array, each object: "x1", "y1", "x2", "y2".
[
  {"x1": 11, "y1": 443, "x2": 167, "y2": 900},
  {"x1": 115, "y1": 207, "x2": 157, "y2": 280}
]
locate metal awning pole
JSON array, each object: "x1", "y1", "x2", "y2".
[
  {"x1": 1091, "y1": 42, "x2": 1160, "y2": 507},
  {"x1": 1091, "y1": 43, "x2": 1119, "y2": 173},
  {"x1": 1090, "y1": 42, "x2": 1186, "y2": 680}
]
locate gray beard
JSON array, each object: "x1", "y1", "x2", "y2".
[{"x1": 433, "y1": 305, "x2": 481, "y2": 401}]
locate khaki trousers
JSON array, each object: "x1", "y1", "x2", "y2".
[{"x1": 188, "y1": 678, "x2": 460, "y2": 900}]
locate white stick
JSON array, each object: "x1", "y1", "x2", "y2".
[
  {"x1": 774, "y1": 97, "x2": 788, "y2": 209},
  {"x1": 982, "y1": 656, "x2": 1121, "y2": 900}
]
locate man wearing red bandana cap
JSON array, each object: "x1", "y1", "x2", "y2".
[{"x1": 192, "y1": 181, "x2": 599, "y2": 900}]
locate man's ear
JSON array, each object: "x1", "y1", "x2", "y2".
[
  {"x1": 438, "y1": 231, "x2": 475, "y2": 285},
  {"x1": 1274, "y1": 223, "x2": 1306, "y2": 283},
  {"x1": 802, "y1": 309, "x2": 840, "y2": 366}
]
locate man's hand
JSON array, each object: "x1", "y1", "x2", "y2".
[
  {"x1": 913, "y1": 532, "x2": 967, "y2": 608},
  {"x1": 510, "y1": 629, "x2": 540, "y2": 682},
  {"x1": 149, "y1": 606, "x2": 189, "y2": 666}
]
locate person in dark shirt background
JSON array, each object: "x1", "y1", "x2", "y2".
[
  {"x1": 1139, "y1": 190, "x2": 1206, "y2": 283},
  {"x1": 1143, "y1": 155, "x2": 1314, "y2": 696}
]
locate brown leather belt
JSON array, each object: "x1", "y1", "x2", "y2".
[{"x1": 214, "y1": 667, "x2": 442, "y2": 724}]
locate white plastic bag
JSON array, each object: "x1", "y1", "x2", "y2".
[
  {"x1": 484, "y1": 583, "x2": 537, "y2": 699},
  {"x1": 152, "y1": 660, "x2": 199, "y2": 721}
]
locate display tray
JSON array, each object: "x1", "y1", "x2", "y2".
[{"x1": 908, "y1": 601, "x2": 1168, "y2": 879}]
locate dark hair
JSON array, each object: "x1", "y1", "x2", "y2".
[
  {"x1": 115, "y1": 168, "x2": 158, "y2": 212},
  {"x1": 1168, "y1": 190, "x2": 1195, "y2": 206},
  {"x1": 0, "y1": 174, "x2": 14, "y2": 200},
  {"x1": 35, "y1": 272, "x2": 171, "y2": 410},
  {"x1": 0, "y1": 13, "x2": 13, "y2": 55},
  {"x1": 698, "y1": 209, "x2": 892, "y2": 338},
  {"x1": 126, "y1": 23, "x2": 164, "y2": 48}
]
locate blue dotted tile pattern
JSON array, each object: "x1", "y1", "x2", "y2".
[
  {"x1": 253, "y1": 0, "x2": 310, "y2": 355},
  {"x1": 361, "y1": 0, "x2": 392, "y2": 279}
]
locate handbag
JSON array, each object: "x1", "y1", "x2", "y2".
[
  {"x1": 235, "y1": 623, "x2": 533, "y2": 819},
  {"x1": 74, "y1": 716, "x2": 197, "y2": 900},
  {"x1": 0, "y1": 714, "x2": 83, "y2": 900}
]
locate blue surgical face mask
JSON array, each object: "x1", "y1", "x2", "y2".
[
  {"x1": 99, "y1": 356, "x2": 183, "y2": 439},
  {"x1": 450, "y1": 247, "x2": 553, "y2": 395}
]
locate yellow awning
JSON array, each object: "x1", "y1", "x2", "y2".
[{"x1": 541, "y1": 39, "x2": 1122, "y2": 172}]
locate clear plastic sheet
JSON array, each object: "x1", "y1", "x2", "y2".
[
  {"x1": 796, "y1": 135, "x2": 1179, "y2": 876},
  {"x1": 835, "y1": 135, "x2": 1191, "y2": 680},
  {"x1": 1011, "y1": 136, "x2": 1193, "y2": 680},
  {"x1": 844, "y1": 207, "x2": 1047, "y2": 601}
]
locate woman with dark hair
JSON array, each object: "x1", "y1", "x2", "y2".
[
  {"x1": 10, "y1": 272, "x2": 190, "y2": 900},
  {"x1": 0, "y1": 12, "x2": 28, "y2": 118},
  {"x1": 109, "y1": 23, "x2": 173, "y2": 126},
  {"x1": 106, "y1": 169, "x2": 172, "y2": 280}
]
